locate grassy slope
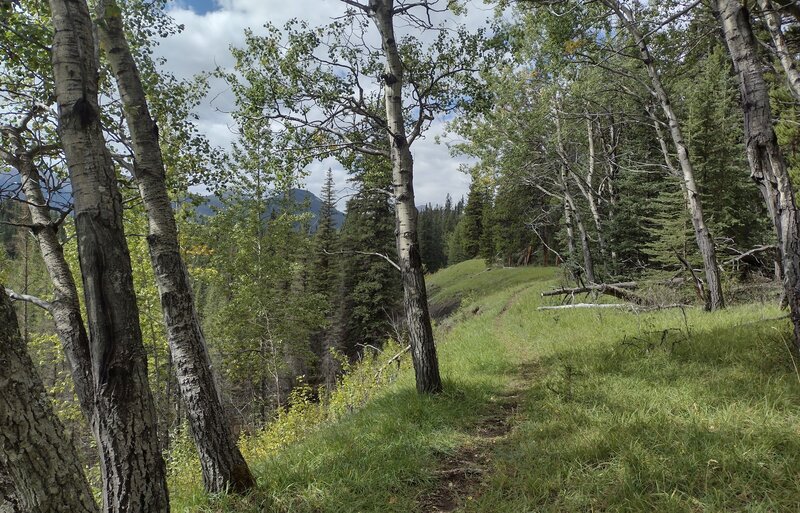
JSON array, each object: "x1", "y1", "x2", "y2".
[{"x1": 174, "y1": 260, "x2": 800, "y2": 512}]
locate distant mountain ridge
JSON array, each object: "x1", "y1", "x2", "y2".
[
  {"x1": 0, "y1": 171, "x2": 343, "y2": 231},
  {"x1": 192, "y1": 189, "x2": 345, "y2": 231}
]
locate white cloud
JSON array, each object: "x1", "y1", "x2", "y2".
[{"x1": 156, "y1": 0, "x2": 486, "y2": 204}]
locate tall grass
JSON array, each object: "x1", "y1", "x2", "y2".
[{"x1": 169, "y1": 260, "x2": 800, "y2": 512}]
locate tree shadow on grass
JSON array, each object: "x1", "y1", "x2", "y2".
[{"x1": 471, "y1": 320, "x2": 800, "y2": 512}]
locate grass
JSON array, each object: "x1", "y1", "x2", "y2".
[{"x1": 170, "y1": 260, "x2": 800, "y2": 512}]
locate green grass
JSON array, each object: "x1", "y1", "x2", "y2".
[
  {"x1": 426, "y1": 259, "x2": 553, "y2": 308},
  {"x1": 171, "y1": 260, "x2": 800, "y2": 512}
]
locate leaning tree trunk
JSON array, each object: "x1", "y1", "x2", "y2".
[
  {"x1": 561, "y1": 169, "x2": 596, "y2": 284},
  {"x1": 610, "y1": 1, "x2": 724, "y2": 310},
  {"x1": 715, "y1": 0, "x2": 800, "y2": 348},
  {"x1": 371, "y1": 0, "x2": 442, "y2": 394},
  {"x1": 47, "y1": 0, "x2": 170, "y2": 511},
  {"x1": 18, "y1": 160, "x2": 94, "y2": 416},
  {"x1": 758, "y1": 0, "x2": 800, "y2": 102},
  {"x1": 0, "y1": 287, "x2": 98, "y2": 513},
  {"x1": 0, "y1": 129, "x2": 95, "y2": 420},
  {"x1": 96, "y1": 0, "x2": 255, "y2": 493}
]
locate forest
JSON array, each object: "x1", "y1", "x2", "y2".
[{"x1": 2, "y1": 0, "x2": 800, "y2": 511}]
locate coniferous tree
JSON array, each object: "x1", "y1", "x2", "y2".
[
  {"x1": 310, "y1": 169, "x2": 339, "y2": 301},
  {"x1": 461, "y1": 177, "x2": 487, "y2": 258},
  {"x1": 335, "y1": 157, "x2": 402, "y2": 358}
]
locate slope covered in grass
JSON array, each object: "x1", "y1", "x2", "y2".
[{"x1": 171, "y1": 260, "x2": 800, "y2": 512}]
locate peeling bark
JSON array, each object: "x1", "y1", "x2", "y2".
[
  {"x1": 96, "y1": 0, "x2": 255, "y2": 492},
  {"x1": 715, "y1": 0, "x2": 800, "y2": 348}
]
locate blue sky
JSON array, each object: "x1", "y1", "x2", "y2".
[{"x1": 179, "y1": 0, "x2": 218, "y2": 15}]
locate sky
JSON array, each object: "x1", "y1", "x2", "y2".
[{"x1": 155, "y1": 0, "x2": 496, "y2": 206}]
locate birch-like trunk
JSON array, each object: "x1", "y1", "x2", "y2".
[
  {"x1": 758, "y1": 0, "x2": 800, "y2": 102},
  {"x1": 715, "y1": 0, "x2": 800, "y2": 348},
  {"x1": 96, "y1": 0, "x2": 255, "y2": 492},
  {"x1": 371, "y1": 0, "x2": 442, "y2": 394},
  {"x1": 600, "y1": 119, "x2": 620, "y2": 269},
  {"x1": 555, "y1": 105, "x2": 596, "y2": 282},
  {"x1": 0, "y1": 134, "x2": 95, "y2": 420},
  {"x1": 584, "y1": 116, "x2": 608, "y2": 268},
  {"x1": 0, "y1": 287, "x2": 98, "y2": 513},
  {"x1": 47, "y1": 0, "x2": 170, "y2": 511},
  {"x1": 561, "y1": 166, "x2": 595, "y2": 283},
  {"x1": 611, "y1": 1, "x2": 724, "y2": 310}
]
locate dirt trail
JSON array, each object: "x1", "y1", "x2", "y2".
[{"x1": 418, "y1": 289, "x2": 540, "y2": 513}]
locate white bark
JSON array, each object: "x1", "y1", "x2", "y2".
[
  {"x1": 369, "y1": 0, "x2": 442, "y2": 394},
  {"x1": 47, "y1": 0, "x2": 170, "y2": 510},
  {"x1": 96, "y1": 0, "x2": 255, "y2": 492}
]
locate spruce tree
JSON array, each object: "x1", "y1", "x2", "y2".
[
  {"x1": 461, "y1": 177, "x2": 486, "y2": 258},
  {"x1": 335, "y1": 156, "x2": 402, "y2": 357},
  {"x1": 310, "y1": 169, "x2": 339, "y2": 301}
]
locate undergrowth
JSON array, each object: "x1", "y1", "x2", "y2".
[{"x1": 168, "y1": 260, "x2": 800, "y2": 512}]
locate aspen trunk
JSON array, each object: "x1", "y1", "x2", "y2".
[
  {"x1": 371, "y1": 0, "x2": 442, "y2": 394},
  {"x1": 560, "y1": 164, "x2": 595, "y2": 283},
  {"x1": 572, "y1": 201, "x2": 596, "y2": 284},
  {"x1": 562, "y1": 193, "x2": 577, "y2": 263},
  {"x1": 555, "y1": 105, "x2": 595, "y2": 282},
  {"x1": 584, "y1": 116, "x2": 608, "y2": 269},
  {"x1": 715, "y1": 0, "x2": 800, "y2": 348},
  {"x1": 96, "y1": 0, "x2": 255, "y2": 492},
  {"x1": 601, "y1": 119, "x2": 620, "y2": 269},
  {"x1": 47, "y1": 0, "x2": 170, "y2": 511},
  {"x1": 0, "y1": 287, "x2": 98, "y2": 513},
  {"x1": 610, "y1": 1, "x2": 724, "y2": 310},
  {"x1": 758, "y1": 0, "x2": 800, "y2": 102},
  {"x1": 1, "y1": 133, "x2": 95, "y2": 421}
]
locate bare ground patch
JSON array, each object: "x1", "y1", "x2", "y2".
[{"x1": 416, "y1": 362, "x2": 539, "y2": 513}]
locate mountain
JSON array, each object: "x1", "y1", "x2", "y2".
[
  {"x1": 192, "y1": 189, "x2": 344, "y2": 231},
  {"x1": 0, "y1": 170, "x2": 344, "y2": 232}
]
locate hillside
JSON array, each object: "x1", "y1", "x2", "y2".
[{"x1": 170, "y1": 260, "x2": 800, "y2": 512}]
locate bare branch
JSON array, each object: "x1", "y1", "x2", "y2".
[
  {"x1": 4, "y1": 288, "x2": 53, "y2": 312},
  {"x1": 323, "y1": 248, "x2": 401, "y2": 271}
]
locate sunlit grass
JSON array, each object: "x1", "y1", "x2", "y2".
[{"x1": 170, "y1": 260, "x2": 800, "y2": 512}]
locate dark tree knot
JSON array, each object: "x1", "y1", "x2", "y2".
[
  {"x1": 72, "y1": 96, "x2": 96, "y2": 127},
  {"x1": 382, "y1": 73, "x2": 398, "y2": 85}
]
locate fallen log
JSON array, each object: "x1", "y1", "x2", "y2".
[
  {"x1": 537, "y1": 303, "x2": 688, "y2": 312},
  {"x1": 538, "y1": 303, "x2": 630, "y2": 310},
  {"x1": 541, "y1": 282, "x2": 643, "y2": 304},
  {"x1": 541, "y1": 282, "x2": 638, "y2": 296}
]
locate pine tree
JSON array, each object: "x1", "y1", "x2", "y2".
[
  {"x1": 310, "y1": 169, "x2": 339, "y2": 301},
  {"x1": 335, "y1": 156, "x2": 402, "y2": 357},
  {"x1": 461, "y1": 177, "x2": 486, "y2": 258},
  {"x1": 683, "y1": 44, "x2": 767, "y2": 251}
]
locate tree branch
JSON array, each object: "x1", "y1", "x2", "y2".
[
  {"x1": 323, "y1": 248, "x2": 401, "y2": 271},
  {"x1": 4, "y1": 288, "x2": 53, "y2": 312}
]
